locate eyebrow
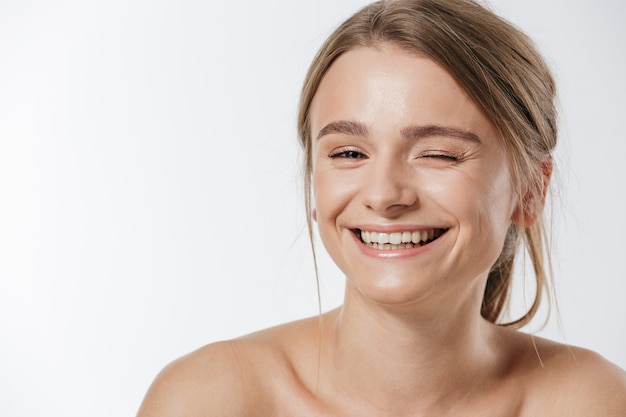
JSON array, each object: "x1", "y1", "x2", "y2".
[
  {"x1": 401, "y1": 125, "x2": 481, "y2": 143},
  {"x1": 316, "y1": 120, "x2": 369, "y2": 140},
  {"x1": 316, "y1": 120, "x2": 481, "y2": 143}
]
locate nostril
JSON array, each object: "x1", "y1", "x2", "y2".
[
  {"x1": 360, "y1": 170, "x2": 418, "y2": 212},
  {"x1": 362, "y1": 184, "x2": 419, "y2": 214}
]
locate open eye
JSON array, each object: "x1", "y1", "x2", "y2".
[{"x1": 329, "y1": 147, "x2": 367, "y2": 159}]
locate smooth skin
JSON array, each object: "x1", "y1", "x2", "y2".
[{"x1": 137, "y1": 45, "x2": 626, "y2": 417}]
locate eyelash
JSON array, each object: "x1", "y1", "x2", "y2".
[
  {"x1": 327, "y1": 149, "x2": 463, "y2": 162},
  {"x1": 422, "y1": 153, "x2": 460, "y2": 161},
  {"x1": 328, "y1": 147, "x2": 367, "y2": 159}
]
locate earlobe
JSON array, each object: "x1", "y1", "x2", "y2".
[{"x1": 512, "y1": 157, "x2": 553, "y2": 227}]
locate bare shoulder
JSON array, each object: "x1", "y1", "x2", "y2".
[
  {"x1": 136, "y1": 340, "x2": 257, "y2": 417},
  {"x1": 136, "y1": 316, "x2": 321, "y2": 417},
  {"x1": 516, "y1": 334, "x2": 626, "y2": 416}
]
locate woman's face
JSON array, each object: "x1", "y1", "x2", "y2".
[{"x1": 309, "y1": 45, "x2": 519, "y2": 310}]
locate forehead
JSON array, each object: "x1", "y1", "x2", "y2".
[{"x1": 309, "y1": 45, "x2": 499, "y2": 144}]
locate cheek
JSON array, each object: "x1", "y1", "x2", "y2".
[
  {"x1": 312, "y1": 168, "x2": 354, "y2": 221},
  {"x1": 482, "y1": 164, "x2": 517, "y2": 224},
  {"x1": 312, "y1": 140, "x2": 363, "y2": 218},
  {"x1": 425, "y1": 160, "x2": 515, "y2": 231},
  {"x1": 446, "y1": 165, "x2": 516, "y2": 254},
  {"x1": 312, "y1": 169, "x2": 359, "y2": 262}
]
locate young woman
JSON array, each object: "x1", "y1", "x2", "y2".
[{"x1": 137, "y1": 1, "x2": 626, "y2": 415}]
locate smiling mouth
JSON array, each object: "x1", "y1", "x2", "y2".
[{"x1": 354, "y1": 228, "x2": 447, "y2": 250}]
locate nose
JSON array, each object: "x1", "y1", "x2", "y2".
[{"x1": 361, "y1": 157, "x2": 418, "y2": 216}]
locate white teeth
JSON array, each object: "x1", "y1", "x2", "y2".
[{"x1": 360, "y1": 228, "x2": 444, "y2": 249}]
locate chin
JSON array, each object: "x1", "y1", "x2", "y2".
[{"x1": 346, "y1": 274, "x2": 439, "y2": 308}]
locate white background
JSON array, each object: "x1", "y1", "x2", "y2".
[{"x1": 0, "y1": 0, "x2": 624, "y2": 415}]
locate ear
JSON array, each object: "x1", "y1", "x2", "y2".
[{"x1": 511, "y1": 157, "x2": 553, "y2": 227}]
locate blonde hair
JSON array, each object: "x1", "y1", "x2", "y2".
[{"x1": 297, "y1": 0, "x2": 557, "y2": 328}]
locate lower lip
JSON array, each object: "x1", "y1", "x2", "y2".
[{"x1": 351, "y1": 231, "x2": 445, "y2": 259}]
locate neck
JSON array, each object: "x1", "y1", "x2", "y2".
[{"x1": 318, "y1": 284, "x2": 503, "y2": 415}]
